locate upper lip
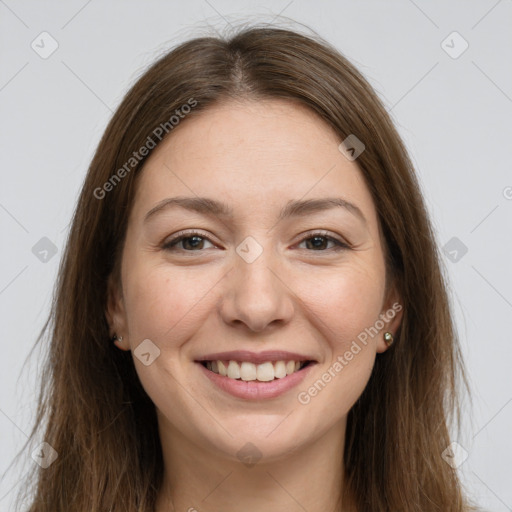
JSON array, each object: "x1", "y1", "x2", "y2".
[{"x1": 195, "y1": 350, "x2": 316, "y2": 365}]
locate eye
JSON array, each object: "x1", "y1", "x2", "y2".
[
  {"x1": 162, "y1": 231, "x2": 216, "y2": 252},
  {"x1": 296, "y1": 231, "x2": 349, "y2": 252},
  {"x1": 161, "y1": 230, "x2": 349, "y2": 253}
]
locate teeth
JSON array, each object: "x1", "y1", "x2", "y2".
[
  {"x1": 204, "y1": 359, "x2": 308, "y2": 382},
  {"x1": 274, "y1": 361, "x2": 287, "y2": 379},
  {"x1": 256, "y1": 362, "x2": 274, "y2": 382},
  {"x1": 240, "y1": 361, "x2": 257, "y2": 381},
  {"x1": 227, "y1": 360, "x2": 241, "y2": 379},
  {"x1": 218, "y1": 360, "x2": 227, "y2": 376}
]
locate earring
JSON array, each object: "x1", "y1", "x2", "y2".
[
  {"x1": 112, "y1": 334, "x2": 123, "y2": 343},
  {"x1": 383, "y1": 332, "x2": 394, "y2": 347}
]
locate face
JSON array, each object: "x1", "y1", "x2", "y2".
[{"x1": 107, "y1": 98, "x2": 402, "y2": 463}]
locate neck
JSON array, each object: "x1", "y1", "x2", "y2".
[{"x1": 154, "y1": 417, "x2": 356, "y2": 512}]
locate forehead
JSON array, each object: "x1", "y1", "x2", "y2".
[{"x1": 131, "y1": 98, "x2": 377, "y2": 224}]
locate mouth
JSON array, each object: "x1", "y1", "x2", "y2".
[
  {"x1": 194, "y1": 351, "x2": 318, "y2": 400},
  {"x1": 198, "y1": 359, "x2": 315, "y2": 382},
  {"x1": 195, "y1": 350, "x2": 318, "y2": 383}
]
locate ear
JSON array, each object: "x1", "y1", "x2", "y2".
[
  {"x1": 376, "y1": 281, "x2": 403, "y2": 354},
  {"x1": 106, "y1": 273, "x2": 130, "y2": 351}
]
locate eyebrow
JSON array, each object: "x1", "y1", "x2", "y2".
[{"x1": 144, "y1": 196, "x2": 367, "y2": 224}]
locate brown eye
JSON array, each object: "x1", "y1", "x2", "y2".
[
  {"x1": 162, "y1": 232, "x2": 215, "y2": 251},
  {"x1": 297, "y1": 232, "x2": 349, "y2": 251}
]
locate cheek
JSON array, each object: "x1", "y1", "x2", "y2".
[
  {"x1": 303, "y1": 263, "x2": 385, "y2": 413},
  {"x1": 297, "y1": 260, "x2": 386, "y2": 346},
  {"x1": 120, "y1": 263, "x2": 207, "y2": 410},
  {"x1": 296, "y1": 267, "x2": 381, "y2": 419},
  {"x1": 122, "y1": 262, "x2": 211, "y2": 342},
  {"x1": 293, "y1": 260, "x2": 384, "y2": 411}
]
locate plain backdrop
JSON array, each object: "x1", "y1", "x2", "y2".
[{"x1": 1, "y1": 1, "x2": 511, "y2": 510}]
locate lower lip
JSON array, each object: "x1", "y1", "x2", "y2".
[{"x1": 196, "y1": 362, "x2": 316, "y2": 400}]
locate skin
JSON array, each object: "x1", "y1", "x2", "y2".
[{"x1": 106, "y1": 98, "x2": 402, "y2": 512}]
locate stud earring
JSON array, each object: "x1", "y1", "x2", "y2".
[
  {"x1": 383, "y1": 332, "x2": 394, "y2": 347},
  {"x1": 112, "y1": 334, "x2": 123, "y2": 343}
]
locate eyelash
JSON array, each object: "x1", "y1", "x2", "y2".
[{"x1": 161, "y1": 230, "x2": 349, "y2": 253}]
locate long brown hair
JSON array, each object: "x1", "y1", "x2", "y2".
[{"x1": 15, "y1": 23, "x2": 479, "y2": 511}]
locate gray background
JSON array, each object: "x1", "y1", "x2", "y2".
[{"x1": 1, "y1": 1, "x2": 511, "y2": 510}]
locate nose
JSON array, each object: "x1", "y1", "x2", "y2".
[{"x1": 219, "y1": 244, "x2": 295, "y2": 333}]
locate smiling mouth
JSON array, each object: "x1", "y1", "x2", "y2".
[{"x1": 198, "y1": 359, "x2": 315, "y2": 382}]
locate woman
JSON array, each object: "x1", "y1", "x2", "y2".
[{"x1": 17, "y1": 24, "x2": 480, "y2": 511}]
